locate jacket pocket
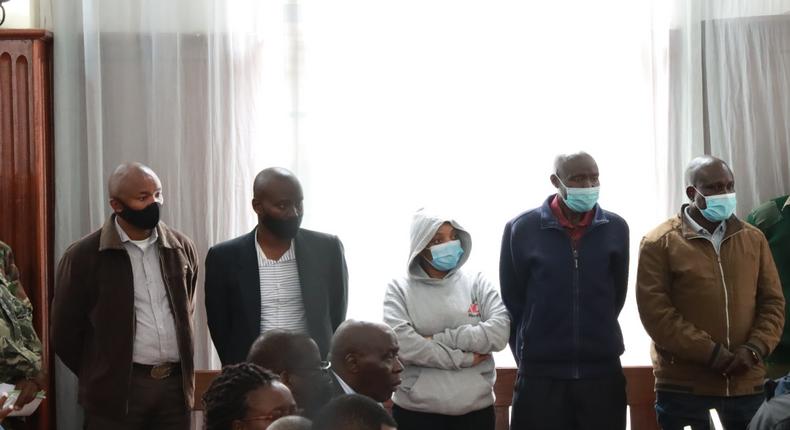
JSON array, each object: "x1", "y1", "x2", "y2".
[{"x1": 519, "y1": 304, "x2": 535, "y2": 359}]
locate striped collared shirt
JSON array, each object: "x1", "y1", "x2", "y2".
[{"x1": 255, "y1": 231, "x2": 308, "y2": 335}]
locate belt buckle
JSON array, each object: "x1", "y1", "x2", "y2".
[{"x1": 150, "y1": 364, "x2": 173, "y2": 379}]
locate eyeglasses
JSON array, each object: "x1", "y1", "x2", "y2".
[
  {"x1": 291, "y1": 360, "x2": 331, "y2": 374},
  {"x1": 241, "y1": 405, "x2": 301, "y2": 423}
]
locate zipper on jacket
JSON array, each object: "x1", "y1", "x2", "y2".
[
  {"x1": 717, "y1": 230, "x2": 744, "y2": 397},
  {"x1": 124, "y1": 252, "x2": 135, "y2": 415},
  {"x1": 158, "y1": 248, "x2": 186, "y2": 387},
  {"x1": 717, "y1": 254, "x2": 731, "y2": 396},
  {"x1": 688, "y1": 229, "x2": 743, "y2": 397},
  {"x1": 573, "y1": 248, "x2": 580, "y2": 379}
]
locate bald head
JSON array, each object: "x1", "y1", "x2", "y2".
[
  {"x1": 247, "y1": 330, "x2": 320, "y2": 374},
  {"x1": 107, "y1": 162, "x2": 163, "y2": 235},
  {"x1": 685, "y1": 156, "x2": 733, "y2": 188},
  {"x1": 108, "y1": 162, "x2": 161, "y2": 200},
  {"x1": 330, "y1": 321, "x2": 393, "y2": 361},
  {"x1": 252, "y1": 168, "x2": 304, "y2": 240},
  {"x1": 269, "y1": 416, "x2": 312, "y2": 430},
  {"x1": 550, "y1": 152, "x2": 600, "y2": 201},
  {"x1": 253, "y1": 167, "x2": 301, "y2": 200},
  {"x1": 553, "y1": 152, "x2": 597, "y2": 180},
  {"x1": 329, "y1": 320, "x2": 402, "y2": 402},
  {"x1": 684, "y1": 156, "x2": 736, "y2": 215}
]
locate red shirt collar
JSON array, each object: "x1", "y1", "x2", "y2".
[{"x1": 550, "y1": 194, "x2": 595, "y2": 228}]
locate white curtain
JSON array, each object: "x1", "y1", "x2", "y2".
[
  {"x1": 668, "y1": 0, "x2": 790, "y2": 216},
  {"x1": 297, "y1": 0, "x2": 669, "y2": 370},
  {"x1": 52, "y1": 0, "x2": 298, "y2": 428},
  {"x1": 50, "y1": 0, "x2": 790, "y2": 428}
]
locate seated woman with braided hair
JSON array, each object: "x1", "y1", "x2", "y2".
[{"x1": 203, "y1": 363, "x2": 299, "y2": 430}]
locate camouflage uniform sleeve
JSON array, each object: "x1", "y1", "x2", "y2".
[
  {"x1": 0, "y1": 242, "x2": 42, "y2": 382},
  {"x1": 0, "y1": 242, "x2": 22, "y2": 298}
]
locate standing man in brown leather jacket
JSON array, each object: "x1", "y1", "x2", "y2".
[
  {"x1": 637, "y1": 156, "x2": 785, "y2": 430},
  {"x1": 52, "y1": 162, "x2": 199, "y2": 430}
]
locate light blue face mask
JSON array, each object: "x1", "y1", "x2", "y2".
[
  {"x1": 427, "y1": 239, "x2": 464, "y2": 271},
  {"x1": 558, "y1": 179, "x2": 600, "y2": 213},
  {"x1": 695, "y1": 188, "x2": 737, "y2": 222}
]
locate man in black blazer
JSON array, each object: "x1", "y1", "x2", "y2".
[{"x1": 205, "y1": 167, "x2": 348, "y2": 364}]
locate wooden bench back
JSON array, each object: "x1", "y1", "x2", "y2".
[{"x1": 194, "y1": 366, "x2": 658, "y2": 430}]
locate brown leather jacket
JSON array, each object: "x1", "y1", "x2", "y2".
[
  {"x1": 52, "y1": 216, "x2": 198, "y2": 418},
  {"x1": 636, "y1": 208, "x2": 785, "y2": 396}
]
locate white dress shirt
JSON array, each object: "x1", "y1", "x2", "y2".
[
  {"x1": 115, "y1": 218, "x2": 180, "y2": 364},
  {"x1": 332, "y1": 370, "x2": 356, "y2": 395}
]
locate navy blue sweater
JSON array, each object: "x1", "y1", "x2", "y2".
[{"x1": 500, "y1": 196, "x2": 629, "y2": 379}]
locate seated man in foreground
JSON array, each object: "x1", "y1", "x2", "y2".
[
  {"x1": 247, "y1": 329, "x2": 333, "y2": 418},
  {"x1": 328, "y1": 320, "x2": 403, "y2": 402}
]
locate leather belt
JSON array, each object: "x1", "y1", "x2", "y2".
[{"x1": 133, "y1": 362, "x2": 181, "y2": 380}]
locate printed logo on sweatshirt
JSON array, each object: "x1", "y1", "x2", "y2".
[{"x1": 467, "y1": 302, "x2": 481, "y2": 318}]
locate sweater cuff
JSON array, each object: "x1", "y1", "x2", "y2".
[
  {"x1": 707, "y1": 343, "x2": 728, "y2": 369},
  {"x1": 742, "y1": 342, "x2": 765, "y2": 362},
  {"x1": 461, "y1": 352, "x2": 475, "y2": 368}
]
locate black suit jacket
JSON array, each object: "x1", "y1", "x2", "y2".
[{"x1": 205, "y1": 228, "x2": 348, "y2": 364}]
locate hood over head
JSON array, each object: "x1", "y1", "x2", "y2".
[{"x1": 407, "y1": 208, "x2": 472, "y2": 280}]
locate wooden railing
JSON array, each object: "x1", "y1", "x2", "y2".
[{"x1": 194, "y1": 366, "x2": 658, "y2": 430}]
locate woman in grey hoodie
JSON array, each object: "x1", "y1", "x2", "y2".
[{"x1": 383, "y1": 209, "x2": 510, "y2": 430}]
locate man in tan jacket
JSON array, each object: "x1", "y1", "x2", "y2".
[{"x1": 637, "y1": 156, "x2": 785, "y2": 430}]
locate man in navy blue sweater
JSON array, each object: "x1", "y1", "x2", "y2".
[{"x1": 500, "y1": 152, "x2": 630, "y2": 430}]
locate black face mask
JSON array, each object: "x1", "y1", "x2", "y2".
[
  {"x1": 261, "y1": 214, "x2": 302, "y2": 239},
  {"x1": 118, "y1": 202, "x2": 161, "y2": 230}
]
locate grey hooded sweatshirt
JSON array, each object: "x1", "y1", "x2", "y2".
[{"x1": 383, "y1": 209, "x2": 510, "y2": 415}]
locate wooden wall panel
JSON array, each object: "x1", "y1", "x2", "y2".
[{"x1": 0, "y1": 29, "x2": 54, "y2": 430}]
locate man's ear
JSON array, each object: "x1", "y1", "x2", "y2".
[
  {"x1": 109, "y1": 198, "x2": 123, "y2": 214},
  {"x1": 685, "y1": 186, "x2": 696, "y2": 202},
  {"x1": 550, "y1": 174, "x2": 560, "y2": 189},
  {"x1": 279, "y1": 370, "x2": 292, "y2": 385},
  {"x1": 345, "y1": 353, "x2": 359, "y2": 373},
  {"x1": 231, "y1": 419, "x2": 245, "y2": 430},
  {"x1": 252, "y1": 198, "x2": 262, "y2": 215}
]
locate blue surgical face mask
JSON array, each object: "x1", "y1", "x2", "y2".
[
  {"x1": 558, "y1": 179, "x2": 600, "y2": 213},
  {"x1": 427, "y1": 239, "x2": 464, "y2": 271},
  {"x1": 695, "y1": 188, "x2": 737, "y2": 222}
]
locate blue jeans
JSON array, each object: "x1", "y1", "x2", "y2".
[{"x1": 656, "y1": 391, "x2": 764, "y2": 430}]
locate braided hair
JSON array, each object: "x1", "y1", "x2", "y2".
[{"x1": 203, "y1": 362, "x2": 279, "y2": 430}]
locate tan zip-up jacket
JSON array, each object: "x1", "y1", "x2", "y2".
[{"x1": 637, "y1": 206, "x2": 785, "y2": 396}]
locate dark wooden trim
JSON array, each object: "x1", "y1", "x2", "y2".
[
  {"x1": 0, "y1": 30, "x2": 51, "y2": 41},
  {"x1": 0, "y1": 28, "x2": 54, "y2": 430}
]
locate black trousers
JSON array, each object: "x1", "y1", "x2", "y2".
[
  {"x1": 392, "y1": 404, "x2": 496, "y2": 430},
  {"x1": 510, "y1": 372, "x2": 627, "y2": 430}
]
